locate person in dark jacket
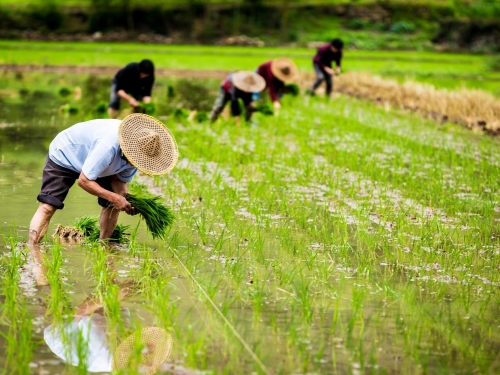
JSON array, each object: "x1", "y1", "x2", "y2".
[
  {"x1": 309, "y1": 38, "x2": 343, "y2": 97},
  {"x1": 210, "y1": 71, "x2": 266, "y2": 125},
  {"x1": 108, "y1": 59, "x2": 155, "y2": 118},
  {"x1": 256, "y1": 58, "x2": 299, "y2": 115}
]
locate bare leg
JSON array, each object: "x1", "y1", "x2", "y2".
[
  {"x1": 99, "y1": 206, "x2": 119, "y2": 239},
  {"x1": 27, "y1": 243, "x2": 49, "y2": 286},
  {"x1": 108, "y1": 107, "x2": 119, "y2": 119},
  {"x1": 28, "y1": 203, "x2": 57, "y2": 245}
]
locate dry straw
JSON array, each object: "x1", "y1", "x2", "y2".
[{"x1": 304, "y1": 72, "x2": 500, "y2": 134}]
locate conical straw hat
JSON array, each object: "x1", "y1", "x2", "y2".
[
  {"x1": 232, "y1": 71, "x2": 266, "y2": 93},
  {"x1": 270, "y1": 58, "x2": 299, "y2": 83},
  {"x1": 112, "y1": 327, "x2": 173, "y2": 375},
  {"x1": 118, "y1": 114, "x2": 178, "y2": 176}
]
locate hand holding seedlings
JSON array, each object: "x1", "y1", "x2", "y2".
[{"x1": 111, "y1": 194, "x2": 136, "y2": 215}]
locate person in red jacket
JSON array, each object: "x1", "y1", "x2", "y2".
[
  {"x1": 210, "y1": 71, "x2": 266, "y2": 125},
  {"x1": 256, "y1": 58, "x2": 299, "y2": 114},
  {"x1": 309, "y1": 38, "x2": 344, "y2": 97}
]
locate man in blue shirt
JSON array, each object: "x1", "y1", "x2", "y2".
[{"x1": 28, "y1": 114, "x2": 178, "y2": 245}]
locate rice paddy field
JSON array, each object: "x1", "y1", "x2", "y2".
[{"x1": 1, "y1": 43, "x2": 500, "y2": 374}]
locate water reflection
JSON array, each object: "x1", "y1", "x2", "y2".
[{"x1": 27, "y1": 243, "x2": 172, "y2": 374}]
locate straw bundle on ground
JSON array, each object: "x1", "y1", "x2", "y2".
[
  {"x1": 53, "y1": 216, "x2": 129, "y2": 243},
  {"x1": 333, "y1": 72, "x2": 500, "y2": 134}
]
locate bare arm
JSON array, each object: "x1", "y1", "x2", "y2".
[
  {"x1": 117, "y1": 89, "x2": 139, "y2": 107},
  {"x1": 78, "y1": 172, "x2": 135, "y2": 214}
]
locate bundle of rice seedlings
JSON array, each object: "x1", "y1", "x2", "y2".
[
  {"x1": 58, "y1": 87, "x2": 72, "y2": 98},
  {"x1": 285, "y1": 83, "x2": 300, "y2": 97},
  {"x1": 134, "y1": 102, "x2": 156, "y2": 115},
  {"x1": 256, "y1": 103, "x2": 274, "y2": 116},
  {"x1": 194, "y1": 110, "x2": 209, "y2": 123},
  {"x1": 173, "y1": 107, "x2": 189, "y2": 120},
  {"x1": 94, "y1": 101, "x2": 108, "y2": 115},
  {"x1": 74, "y1": 215, "x2": 100, "y2": 241},
  {"x1": 110, "y1": 224, "x2": 130, "y2": 243},
  {"x1": 59, "y1": 103, "x2": 79, "y2": 116},
  {"x1": 126, "y1": 194, "x2": 174, "y2": 240}
]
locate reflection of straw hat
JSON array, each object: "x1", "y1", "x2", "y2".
[
  {"x1": 113, "y1": 327, "x2": 173, "y2": 375},
  {"x1": 232, "y1": 71, "x2": 266, "y2": 93},
  {"x1": 118, "y1": 114, "x2": 178, "y2": 176},
  {"x1": 270, "y1": 58, "x2": 299, "y2": 83}
]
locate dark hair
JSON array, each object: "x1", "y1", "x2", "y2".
[
  {"x1": 330, "y1": 38, "x2": 344, "y2": 50},
  {"x1": 139, "y1": 59, "x2": 155, "y2": 75}
]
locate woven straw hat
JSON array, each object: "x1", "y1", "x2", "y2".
[
  {"x1": 270, "y1": 58, "x2": 299, "y2": 83},
  {"x1": 113, "y1": 327, "x2": 173, "y2": 374},
  {"x1": 232, "y1": 71, "x2": 266, "y2": 93},
  {"x1": 118, "y1": 114, "x2": 178, "y2": 176}
]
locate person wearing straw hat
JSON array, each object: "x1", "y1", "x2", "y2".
[
  {"x1": 27, "y1": 114, "x2": 178, "y2": 245},
  {"x1": 308, "y1": 38, "x2": 344, "y2": 97},
  {"x1": 209, "y1": 71, "x2": 266, "y2": 124},
  {"x1": 108, "y1": 59, "x2": 155, "y2": 119},
  {"x1": 255, "y1": 58, "x2": 299, "y2": 114}
]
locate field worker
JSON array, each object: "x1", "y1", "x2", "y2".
[
  {"x1": 28, "y1": 114, "x2": 178, "y2": 245},
  {"x1": 108, "y1": 59, "x2": 155, "y2": 118},
  {"x1": 209, "y1": 71, "x2": 266, "y2": 124},
  {"x1": 308, "y1": 38, "x2": 344, "y2": 97},
  {"x1": 256, "y1": 58, "x2": 299, "y2": 114}
]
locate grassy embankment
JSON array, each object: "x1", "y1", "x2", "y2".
[{"x1": 1, "y1": 40, "x2": 499, "y2": 95}]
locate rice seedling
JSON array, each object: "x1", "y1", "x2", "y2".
[{"x1": 126, "y1": 194, "x2": 175, "y2": 240}]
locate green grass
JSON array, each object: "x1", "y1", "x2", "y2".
[{"x1": 0, "y1": 40, "x2": 498, "y2": 94}]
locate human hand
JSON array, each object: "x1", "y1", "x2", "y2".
[
  {"x1": 273, "y1": 101, "x2": 281, "y2": 116},
  {"x1": 111, "y1": 194, "x2": 136, "y2": 215},
  {"x1": 129, "y1": 98, "x2": 139, "y2": 107},
  {"x1": 324, "y1": 67, "x2": 334, "y2": 76}
]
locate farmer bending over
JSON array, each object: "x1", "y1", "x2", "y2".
[
  {"x1": 108, "y1": 59, "x2": 155, "y2": 119},
  {"x1": 209, "y1": 71, "x2": 266, "y2": 124},
  {"x1": 255, "y1": 58, "x2": 299, "y2": 115},
  {"x1": 28, "y1": 114, "x2": 178, "y2": 245},
  {"x1": 309, "y1": 38, "x2": 343, "y2": 97}
]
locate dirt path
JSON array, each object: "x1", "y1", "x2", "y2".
[{"x1": 0, "y1": 63, "x2": 232, "y2": 79}]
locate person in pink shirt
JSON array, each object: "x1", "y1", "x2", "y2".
[
  {"x1": 256, "y1": 58, "x2": 299, "y2": 114},
  {"x1": 309, "y1": 38, "x2": 344, "y2": 97}
]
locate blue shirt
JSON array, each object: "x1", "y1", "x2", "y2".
[{"x1": 49, "y1": 119, "x2": 137, "y2": 182}]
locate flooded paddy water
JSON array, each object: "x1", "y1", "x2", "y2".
[{"x1": 1, "y1": 70, "x2": 500, "y2": 374}]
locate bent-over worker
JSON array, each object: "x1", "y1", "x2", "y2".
[
  {"x1": 209, "y1": 71, "x2": 266, "y2": 124},
  {"x1": 28, "y1": 114, "x2": 178, "y2": 245},
  {"x1": 108, "y1": 59, "x2": 155, "y2": 118}
]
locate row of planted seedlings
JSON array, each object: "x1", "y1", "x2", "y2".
[
  {"x1": 149, "y1": 92, "x2": 500, "y2": 374},
  {"x1": 1, "y1": 81, "x2": 499, "y2": 373}
]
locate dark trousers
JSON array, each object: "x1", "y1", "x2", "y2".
[
  {"x1": 210, "y1": 88, "x2": 254, "y2": 122},
  {"x1": 310, "y1": 63, "x2": 333, "y2": 96}
]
